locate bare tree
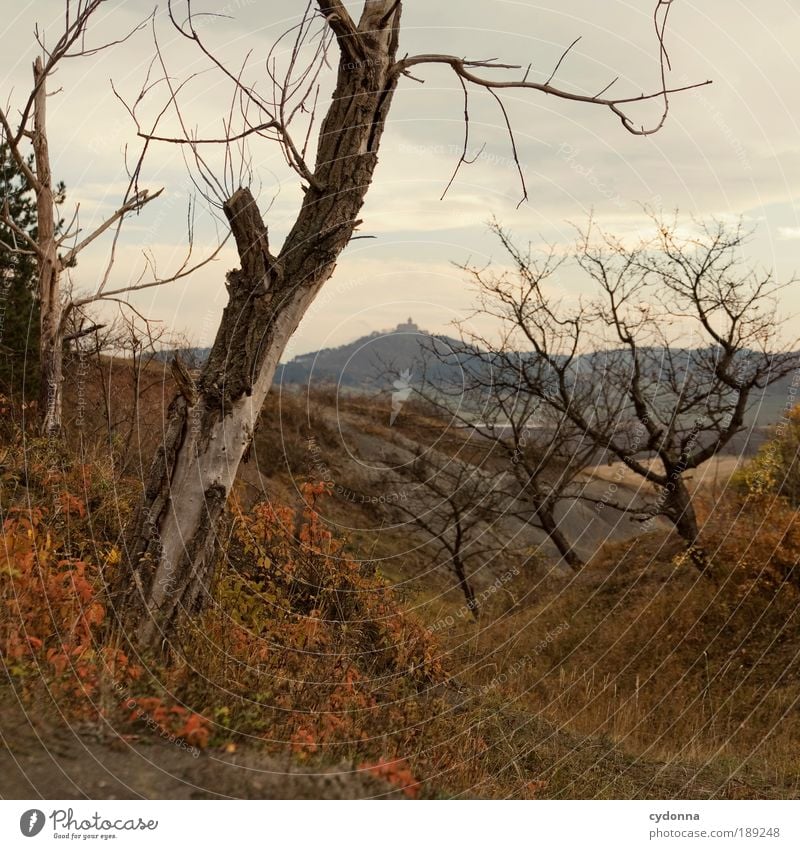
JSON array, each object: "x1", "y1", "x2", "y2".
[
  {"x1": 470, "y1": 383, "x2": 595, "y2": 569},
  {"x1": 64, "y1": 304, "x2": 176, "y2": 477},
  {"x1": 403, "y1": 332, "x2": 594, "y2": 568},
  {"x1": 392, "y1": 450, "x2": 508, "y2": 617},
  {"x1": 118, "y1": 0, "x2": 708, "y2": 650},
  {"x1": 0, "y1": 2, "x2": 222, "y2": 435},
  {"x1": 467, "y1": 217, "x2": 800, "y2": 571}
]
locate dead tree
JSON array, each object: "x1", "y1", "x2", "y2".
[
  {"x1": 0, "y1": 2, "x2": 221, "y2": 435},
  {"x1": 469, "y1": 217, "x2": 800, "y2": 571},
  {"x1": 408, "y1": 329, "x2": 594, "y2": 568},
  {"x1": 466, "y1": 378, "x2": 596, "y2": 569},
  {"x1": 63, "y1": 304, "x2": 177, "y2": 477},
  {"x1": 119, "y1": 0, "x2": 709, "y2": 650},
  {"x1": 393, "y1": 451, "x2": 508, "y2": 617}
]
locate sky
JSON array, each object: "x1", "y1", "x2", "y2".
[{"x1": 2, "y1": 0, "x2": 799, "y2": 355}]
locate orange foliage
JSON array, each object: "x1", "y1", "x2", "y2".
[
  {"x1": 359, "y1": 758, "x2": 420, "y2": 798},
  {"x1": 0, "y1": 498, "x2": 213, "y2": 752},
  {"x1": 0, "y1": 507, "x2": 140, "y2": 708},
  {"x1": 290, "y1": 726, "x2": 319, "y2": 758},
  {"x1": 126, "y1": 697, "x2": 211, "y2": 750},
  {"x1": 183, "y1": 483, "x2": 449, "y2": 774}
]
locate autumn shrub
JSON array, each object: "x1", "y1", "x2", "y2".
[
  {"x1": 733, "y1": 403, "x2": 800, "y2": 506},
  {"x1": 0, "y1": 505, "x2": 140, "y2": 710},
  {"x1": 359, "y1": 757, "x2": 420, "y2": 798},
  {"x1": 695, "y1": 490, "x2": 800, "y2": 594},
  {"x1": 125, "y1": 696, "x2": 211, "y2": 753},
  {"x1": 0, "y1": 431, "x2": 138, "y2": 556},
  {"x1": 0, "y1": 433, "x2": 211, "y2": 749},
  {"x1": 175, "y1": 484, "x2": 452, "y2": 778}
]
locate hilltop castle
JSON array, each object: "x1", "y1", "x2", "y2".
[{"x1": 396, "y1": 317, "x2": 419, "y2": 333}]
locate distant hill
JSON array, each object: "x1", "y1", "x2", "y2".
[
  {"x1": 276, "y1": 319, "x2": 795, "y2": 435},
  {"x1": 276, "y1": 318, "x2": 472, "y2": 392},
  {"x1": 155, "y1": 319, "x2": 795, "y2": 436}
]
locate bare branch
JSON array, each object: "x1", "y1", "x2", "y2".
[
  {"x1": 64, "y1": 322, "x2": 106, "y2": 342},
  {"x1": 545, "y1": 36, "x2": 582, "y2": 87},
  {"x1": 137, "y1": 121, "x2": 282, "y2": 146},
  {"x1": 70, "y1": 232, "x2": 230, "y2": 310},
  {"x1": 394, "y1": 54, "x2": 710, "y2": 137},
  {"x1": 0, "y1": 199, "x2": 43, "y2": 256},
  {"x1": 440, "y1": 75, "x2": 471, "y2": 201},
  {"x1": 60, "y1": 188, "x2": 163, "y2": 268}
]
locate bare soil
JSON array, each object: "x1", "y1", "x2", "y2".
[{"x1": 0, "y1": 689, "x2": 398, "y2": 800}]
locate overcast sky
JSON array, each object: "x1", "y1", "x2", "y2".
[{"x1": 2, "y1": 1, "x2": 799, "y2": 354}]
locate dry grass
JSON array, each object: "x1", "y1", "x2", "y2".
[
  {"x1": 2, "y1": 368, "x2": 799, "y2": 798},
  {"x1": 426, "y1": 518, "x2": 800, "y2": 796}
]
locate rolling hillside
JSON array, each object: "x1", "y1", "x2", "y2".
[{"x1": 274, "y1": 319, "x2": 796, "y2": 446}]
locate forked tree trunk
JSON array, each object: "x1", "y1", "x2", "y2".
[
  {"x1": 122, "y1": 8, "x2": 403, "y2": 651},
  {"x1": 32, "y1": 56, "x2": 64, "y2": 436}
]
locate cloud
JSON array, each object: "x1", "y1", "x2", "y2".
[{"x1": 3, "y1": 0, "x2": 800, "y2": 338}]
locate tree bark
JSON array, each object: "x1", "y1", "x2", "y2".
[
  {"x1": 122, "y1": 9, "x2": 404, "y2": 651},
  {"x1": 452, "y1": 555, "x2": 479, "y2": 620},
  {"x1": 661, "y1": 477, "x2": 710, "y2": 573},
  {"x1": 32, "y1": 56, "x2": 63, "y2": 436},
  {"x1": 664, "y1": 482, "x2": 700, "y2": 544},
  {"x1": 537, "y1": 502, "x2": 584, "y2": 568}
]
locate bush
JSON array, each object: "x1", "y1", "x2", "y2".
[
  {"x1": 178, "y1": 484, "x2": 447, "y2": 770},
  {"x1": 0, "y1": 438, "x2": 209, "y2": 748},
  {"x1": 0, "y1": 506, "x2": 139, "y2": 711},
  {"x1": 695, "y1": 491, "x2": 800, "y2": 594},
  {"x1": 734, "y1": 404, "x2": 800, "y2": 506}
]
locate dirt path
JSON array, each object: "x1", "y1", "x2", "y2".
[{"x1": 0, "y1": 689, "x2": 396, "y2": 800}]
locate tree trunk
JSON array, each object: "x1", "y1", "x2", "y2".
[
  {"x1": 538, "y1": 502, "x2": 584, "y2": 568},
  {"x1": 662, "y1": 477, "x2": 710, "y2": 573},
  {"x1": 122, "y1": 9, "x2": 403, "y2": 651},
  {"x1": 32, "y1": 56, "x2": 63, "y2": 436},
  {"x1": 452, "y1": 555, "x2": 479, "y2": 620},
  {"x1": 39, "y1": 276, "x2": 64, "y2": 436}
]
